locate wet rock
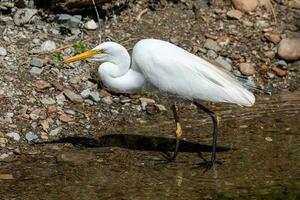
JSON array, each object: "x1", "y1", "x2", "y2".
[
  {"x1": 204, "y1": 39, "x2": 222, "y2": 52},
  {"x1": 6, "y1": 132, "x2": 20, "y2": 141},
  {"x1": 239, "y1": 63, "x2": 256, "y2": 76},
  {"x1": 227, "y1": 10, "x2": 243, "y2": 20},
  {"x1": 49, "y1": 127, "x2": 63, "y2": 136},
  {"x1": 33, "y1": 80, "x2": 51, "y2": 90},
  {"x1": 275, "y1": 60, "x2": 287, "y2": 67},
  {"x1": 40, "y1": 40, "x2": 56, "y2": 52},
  {"x1": 278, "y1": 38, "x2": 300, "y2": 61},
  {"x1": 102, "y1": 96, "x2": 113, "y2": 105},
  {"x1": 215, "y1": 56, "x2": 233, "y2": 71},
  {"x1": 30, "y1": 57, "x2": 44, "y2": 68},
  {"x1": 13, "y1": 8, "x2": 37, "y2": 26},
  {"x1": 25, "y1": 132, "x2": 38, "y2": 142},
  {"x1": 0, "y1": 174, "x2": 14, "y2": 180},
  {"x1": 84, "y1": 19, "x2": 98, "y2": 30},
  {"x1": 232, "y1": 0, "x2": 257, "y2": 12},
  {"x1": 56, "y1": 151, "x2": 96, "y2": 164},
  {"x1": 0, "y1": 47, "x2": 7, "y2": 56},
  {"x1": 272, "y1": 66, "x2": 286, "y2": 76},
  {"x1": 264, "y1": 33, "x2": 281, "y2": 44},
  {"x1": 64, "y1": 89, "x2": 83, "y2": 103}
]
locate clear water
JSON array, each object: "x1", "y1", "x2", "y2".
[{"x1": 1, "y1": 91, "x2": 300, "y2": 200}]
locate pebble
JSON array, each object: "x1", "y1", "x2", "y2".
[
  {"x1": 80, "y1": 89, "x2": 91, "y2": 99},
  {"x1": 272, "y1": 66, "x2": 286, "y2": 77},
  {"x1": 102, "y1": 96, "x2": 113, "y2": 105},
  {"x1": 40, "y1": 40, "x2": 56, "y2": 52},
  {"x1": 0, "y1": 47, "x2": 7, "y2": 56},
  {"x1": 264, "y1": 33, "x2": 281, "y2": 44},
  {"x1": 59, "y1": 114, "x2": 74, "y2": 123},
  {"x1": 204, "y1": 39, "x2": 222, "y2": 52},
  {"x1": 0, "y1": 138, "x2": 8, "y2": 148},
  {"x1": 89, "y1": 92, "x2": 101, "y2": 102},
  {"x1": 232, "y1": 0, "x2": 257, "y2": 12},
  {"x1": 49, "y1": 127, "x2": 63, "y2": 136},
  {"x1": 275, "y1": 60, "x2": 287, "y2": 67},
  {"x1": 41, "y1": 97, "x2": 56, "y2": 105},
  {"x1": 25, "y1": 132, "x2": 38, "y2": 142},
  {"x1": 0, "y1": 174, "x2": 14, "y2": 180},
  {"x1": 30, "y1": 67, "x2": 43, "y2": 75},
  {"x1": 57, "y1": 14, "x2": 82, "y2": 28},
  {"x1": 156, "y1": 104, "x2": 167, "y2": 112},
  {"x1": 6, "y1": 132, "x2": 20, "y2": 141},
  {"x1": 239, "y1": 63, "x2": 256, "y2": 76},
  {"x1": 215, "y1": 56, "x2": 233, "y2": 71},
  {"x1": 84, "y1": 19, "x2": 98, "y2": 30},
  {"x1": 63, "y1": 89, "x2": 83, "y2": 103},
  {"x1": 227, "y1": 10, "x2": 243, "y2": 20},
  {"x1": 33, "y1": 80, "x2": 51, "y2": 90},
  {"x1": 30, "y1": 57, "x2": 44, "y2": 68},
  {"x1": 278, "y1": 38, "x2": 300, "y2": 61},
  {"x1": 140, "y1": 97, "x2": 155, "y2": 104},
  {"x1": 13, "y1": 8, "x2": 37, "y2": 26},
  {"x1": 207, "y1": 50, "x2": 218, "y2": 59},
  {"x1": 243, "y1": 20, "x2": 254, "y2": 27},
  {"x1": 255, "y1": 20, "x2": 270, "y2": 29}
]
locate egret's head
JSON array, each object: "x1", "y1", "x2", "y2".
[{"x1": 64, "y1": 41, "x2": 127, "y2": 64}]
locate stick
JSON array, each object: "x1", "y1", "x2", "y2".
[{"x1": 90, "y1": 0, "x2": 102, "y2": 42}]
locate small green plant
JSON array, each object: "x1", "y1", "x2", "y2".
[
  {"x1": 73, "y1": 42, "x2": 87, "y2": 55},
  {"x1": 52, "y1": 52, "x2": 62, "y2": 62},
  {"x1": 83, "y1": 16, "x2": 92, "y2": 22}
]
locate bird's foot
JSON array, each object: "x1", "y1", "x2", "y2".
[{"x1": 161, "y1": 152, "x2": 177, "y2": 161}]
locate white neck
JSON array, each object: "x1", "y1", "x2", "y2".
[{"x1": 97, "y1": 48, "x2": 145, "y2": 93}]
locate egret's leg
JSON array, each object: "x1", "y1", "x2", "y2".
[
  {"x1": 170, "y1": 103, "x2": 182, "y2": 160},
  {"x1": 194, "y1": 102, "x2": 220, "y2": 164}
]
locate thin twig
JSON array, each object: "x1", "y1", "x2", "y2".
[
  {"x1": 90, "y1": 0, "x2": 102, "y2": 42},
  {"x1": 136, "y1": 8, "x2": 148, "y2": 21}
]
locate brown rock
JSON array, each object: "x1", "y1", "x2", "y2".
[
  {"x1": 272, "y1": 66, "x2": 287, "y2": 77},
  {"x1": 278, "y1": 38, "x2": 300, "y2": 61},
  {"x1": 232, "y1": 0, "x2": 258, "y2": 12},
  {"x1": 259, "y1": 64, "x2": 268, "y2": 72},
  {"x1": 51, "y1": 81, "x2": 64, "y2": 91},
  {"x1": 33, "y1": 80, "x2": 51, "y2": 90},
  {"x1": 59, "y1": 113, "x2": 74, "y2": 123},
  {"x1": 227, "y1": 9, "x2": 243, "y2": 20},
  {"x1": 239, "y1": 63, "x2": 256, "y2": 76},
  {"x1": 264, "y1": 33, "x2": 281, "y2": 44}
]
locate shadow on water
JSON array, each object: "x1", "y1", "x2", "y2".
[{"x1": 44, "y1": 134, "x2": 230, "y2": 153}]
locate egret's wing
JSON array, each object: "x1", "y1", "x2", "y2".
[{"x1": 132, "y1": 39, "x2": 255, "y2": 106}]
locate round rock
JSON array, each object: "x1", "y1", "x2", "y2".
[
  {"x1": 278, "y1": 38, "x2": 300, "y2": 61},
  {"x1": 232, "y1": 0, "x2": 257, "y2": 12},
  {"x1": 239, "y1": 63, "x2": 256, "y2": 76}
]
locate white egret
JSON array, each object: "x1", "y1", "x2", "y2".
[{"x1": 65, "y1": 39, "x2": 255, "y2": 166}]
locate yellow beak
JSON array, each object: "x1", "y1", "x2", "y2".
[{"x1": 64, "y1": 50, "x2": 98, "y2": 64}]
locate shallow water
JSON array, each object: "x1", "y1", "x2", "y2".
[{"x1": 1, "y1": 91, "x2": 300, "y2": 200}]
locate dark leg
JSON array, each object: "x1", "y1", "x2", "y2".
[
  {"x1": 194, "y1": 102, "x2": 220, "y2": 165},
  {"x1": 166, "y1": 102, "x2": 182, "y2": 160}
]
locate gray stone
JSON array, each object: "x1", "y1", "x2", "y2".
[
  {"x1": 215, "y1": 56, "x2": 233, "y2": 71},
  {"x1": 49, "y1": 127, "x2": 63, "y2": 136},
  {"x1": 63, "y1": 89, "x2": 83, "y2": 103},
  {"x1": 84, "y1": 20, "x2": 98, "y2": 30},
  {"x1": 278, "y1": 38, "x2": 300, "y2": 61},
  {"x1": 25, "y1": 132, "x2": 38, "y2": 142},
  {"x1": 102, "y1": 96, "x2": 113, "y2": 105},
  {"x1": 204, "y1": 39, "x2": 222, "y2": 52},
  {"x1": 30, "y1": 57, "x2": 44, "y2": 68},
  {"x1": 40, "y1": 40, "x2": 56, "y2": 52},
  {"x1": 255, "y1": 20, "x2": 270, "y2": 29},
  {"x1": 57, "y1": 14, "x2": 72, "y2": 23},
  {"x1": 80, "y1": 89, "x2": 91, "y2": 99},
  {"x1": 89, "y1": 92, "x2": 100, "y2": 102},
  {"x1": 30, "y1": 67, "x2": 43, "y2": 75},
  {"x1": 6, "y1": 132, "x2": 20, "y2": 141},
  {"x1": 57, "y1": 14, "x2": 82, "y2": 28},
  {"x1": 207, "y1": 50, "x2": 218, "y2": 59},
  {"x1": 0, "y1": 47, "x2": 7, "y2": 56},
  {"x1": 41, "y1": 97, "x2": 56, "y2": 105},
  {"x1": 13, "y1": 8, "x2": 37, "y2": 26},
  {"x1": 111, "y1": 109, "x2": 119, "y2": 117},
  {"x1": 275, "y1": 60, "x2": 287, "y2": 67}
]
